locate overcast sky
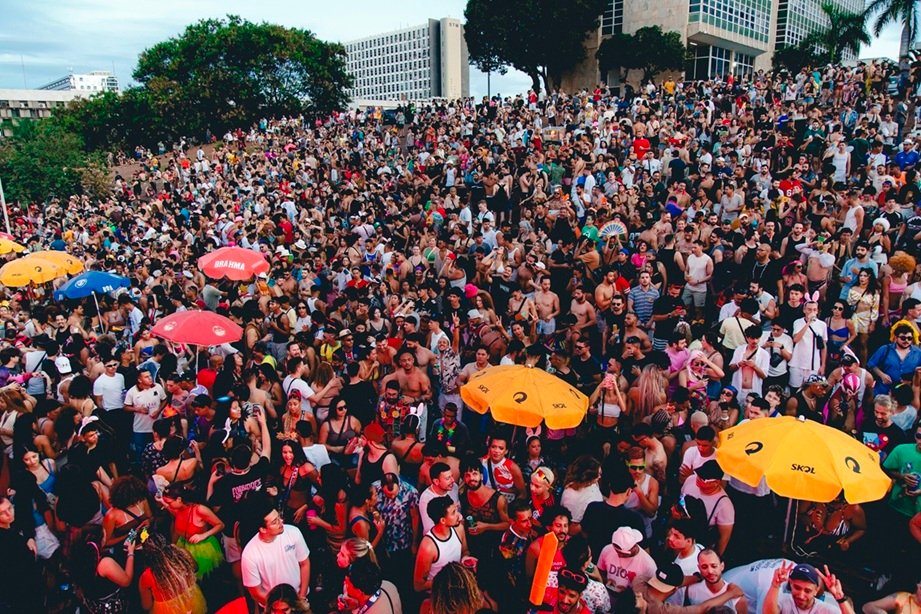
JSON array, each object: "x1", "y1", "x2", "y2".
[{"x1": 0, "y1": 0, "x2": 904, "y2": 97}]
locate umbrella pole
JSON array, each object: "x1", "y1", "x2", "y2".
[
  {"x1": 782, "y1": 497, "x2": 794, "y2": 548},
  {"x1": 91, "y1": 291, "x2": 103, "y2": 335}
]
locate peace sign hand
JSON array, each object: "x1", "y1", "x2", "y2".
[
  {"x1": 771, "y1": 561, "x2": 795, "y2": 588},
  {"x1": 817, "y1": 565, "x2": 845, "y2": 601}
]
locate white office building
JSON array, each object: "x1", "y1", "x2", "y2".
[
  {"x1": 344, "y1": 18, "x2": 469, "y2": 102},
  {"x1": 39, "y1": 70, "x2": 119, "y2": 93},
  {"x1": 0, "y1": 89, "x2": 91, "y2": 137}
]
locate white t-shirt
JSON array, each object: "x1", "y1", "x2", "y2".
[
  {"x1": 93, "y1": 373, "x2": 126, "y2": 411},
  {"x1": 124, "y1": 384, "x2": 165, "y2": 433},
  {"x1": 680, "y1": 480, "x2": 735, "y2": 527},
  {"x1": 723, "y1": 558, "x2": 793, "y2": 614},
  {"x1": 597, "y1": 545, "x2": 657, "y2": 594},
  {"x1": 790, "y1": 318, "x2": 828, "y2": 370},
  {"x1": 687, "y1": 580, "x2": 743, "y2": 611},
  {"x1": 561, "y1": 483, "x2": 603, "y2": 523},
  {"x1": 680, "y1": 448, "x2": 717, "y2": 475},
  {"x1": 241, "y1": 525, "x2": 310, "y2": 605}
]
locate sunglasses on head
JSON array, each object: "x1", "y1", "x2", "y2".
[{"x1": 559, "y1": 568, "x2": 587, "y2": 587}]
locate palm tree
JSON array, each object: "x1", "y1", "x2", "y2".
[
  {"x1": 865, "y1": 0, "x2": 920, "y2": 63},
  {"x1": 803, "y1": 2, "x2": 872, "y2": 63}
]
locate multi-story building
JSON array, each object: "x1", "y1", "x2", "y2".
[
  {"x1": 775, "y1": 0, "x2": 864, "y2": 59},
  {"x1": 0, "y1": 89, "x2": 90, "y2": 137},
  {"x1": 563, "y1": 0, "x2": 863, "y2": 89},
  {"x1": 39, "y1": 70, "x2": 119, "y2": 93},
  {"x1": 344, "y1": 18, "x2": 469, "y2": 102}
]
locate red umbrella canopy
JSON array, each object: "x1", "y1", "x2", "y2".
[
  {"x1": 198, "y1": 247, "x2": 270, "y2": 281},
  {"x1": 151, "y1": 311, "x2": 243, "y2": 346}
]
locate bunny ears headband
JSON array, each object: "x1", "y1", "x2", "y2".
[{"x1": 804, "y1": 291, "x2": 820, "y2": 304}]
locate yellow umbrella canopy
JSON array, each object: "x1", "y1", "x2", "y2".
[
  {"x1": 0, "y1": 239, "x2": 25, "y2": 255},
  {"x1": 715, "y1": 416, "x2": 891, "y2": 503},
  {"x1": 25, "y1": 250, "x2": 85, "y2": 275},
  {"x1": 460, "y1": 364, "x2": 589, "y2": 429},
  {"x1": 0, "y1": 257, "x2": 67, "y2": 287}
]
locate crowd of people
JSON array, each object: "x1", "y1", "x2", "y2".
[{"x1": 2, "y1": 59, "x2": 921, "y2": 614}]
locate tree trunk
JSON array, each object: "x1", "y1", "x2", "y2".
[
  {"x1": 529, "y1": 71, "x2": 542, "y2": 96},
  {"x1": 540, "y1": 67, "x2": 551, "y2": 97}
]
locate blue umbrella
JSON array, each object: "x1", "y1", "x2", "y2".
[{"x1": 54, "y1": 271, "x2": 130, "y2": 301}]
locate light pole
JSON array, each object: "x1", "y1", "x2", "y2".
[{"x1": 0, "y1": 177, "x2": 10, "y2": 235}]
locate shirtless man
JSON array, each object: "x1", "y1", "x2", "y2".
[
  {"x1": 534, "y1": 276, "x2": 561, "y2": 337},
  {"x1": 245, "y1": 368, "x2": 276, "y2": 420},
  {"x1": 621, "y1": 312, "x2": 652, "y2": 351},
  {"x1": 404, "y1": 333, "x2": 436, "y2": 370},
  {"x1": 458, "y1": 346, "x2": 492, "y2": 386},
  {"x1": 797, "y1": 235, "x2": 836, "y2": 302},
  {"x1": 417, "y1": 440, "x2": 461, "y2": 490},
  {"x1": 570, "y1": 287, "x2": 597, "y2": 337},
  {"x1": 381, "y1": 349, "x2": 432, "y2": 404}
]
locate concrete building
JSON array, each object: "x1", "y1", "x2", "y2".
[
  {"x1": 562, "y1": 0, "x2": 861, "y2": 90},
  {"x1": 344, "y1": 18, "x2": 469, "y2": 102},
  {"x1": 39, "y1": 70, "x2": 119, "y2": 93},
  {"x1": 0, "y1": 89, "x2": 90, "y2": 137},
  {"x1": 775, "y1": 0, "x2": 864, "y2": 58}
]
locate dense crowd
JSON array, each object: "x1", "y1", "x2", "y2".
[{"x1": 2, "y1": 60, "x2": 921, "y2": 614}]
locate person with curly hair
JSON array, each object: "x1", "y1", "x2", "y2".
[{"x1": 426, "y1": 562, "x2": 480, "y2": 614}]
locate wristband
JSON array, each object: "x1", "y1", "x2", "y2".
[{"x1": 836, "y1": 596, "x2": 848, "y2": 603}]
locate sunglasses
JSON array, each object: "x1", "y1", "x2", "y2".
[
  {"x1": 627, "y1": 464, "x2": 646, "y2": 471},
  {"x1": 898, "y1": 335, "x2": 914, "y2": 340},
  {"x1": 915, "y1": 431, "x2": 921, "y2": 440},
  {"x1": 559, "y1": 568, "x2": 587, "y2": 587},
  {"x1": 832, "y1": 306, "x2": 843, "y2": 310}
]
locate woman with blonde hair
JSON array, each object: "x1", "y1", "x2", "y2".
[
  {"x1": 628, "y1": 363, "x2": 668, "y2": 423},
  {"x1": 335, "y1": 536, "x2": 379, "y2": 569},
  {"x1": 425, "y1": 562, "x2": 482, "y2": 614},
  {"x1": 138, "y1": 533, "x2": 207, "y2": 614}
]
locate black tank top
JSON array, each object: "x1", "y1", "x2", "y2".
[
  {"x1": 658, "y1": 247, "x2": 683, "y2": 285},
  {"x1": 360, "y1": 450, "x2": 393, "y2": 486}
]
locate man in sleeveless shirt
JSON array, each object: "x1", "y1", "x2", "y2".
[{"x1": 413, "y1": 495, "x2": 468, "y2": 593}]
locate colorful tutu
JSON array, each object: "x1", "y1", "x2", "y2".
[{"x1": 177, "y1": 535, "x2": 224, "y2": 579}]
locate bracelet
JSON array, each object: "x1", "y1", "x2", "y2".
[
  {"x1": 127, "y1": 554, "x2": 135, "y2": 558},
  {"x1": 836, "y1": 596, "x2": 848, "y2": 603}
]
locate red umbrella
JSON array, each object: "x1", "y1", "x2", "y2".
[
  {"x1": 198, "y1": 247, "x2": 270, "y2": 281},
  {"x1": 152, "y1": 311, "x2": 243, "y2": 346}
]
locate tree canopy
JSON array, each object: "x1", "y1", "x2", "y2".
[
  {"x1": 464, "y1": 0, "x2": 608, "y2": 93},
  {"x1": 0, "y1": 120, "x2": 105, "y2": 204},
  {"x1": 133, "y1": 15, "x2": 351, "y2": 135},
  {"x1": 55, "y1": 15, "x2": 351, "y2": 152},
  {"x1": 597, "y1": 26, "x2": 687, "y2": 82}
]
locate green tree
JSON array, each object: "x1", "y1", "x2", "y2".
[
  {"x1": 133, "y1": 15, "x2": 351, "y2": 137},
  {"x1": 772, "y1": 41, "x2": 827, "y2": 73},
  {"x1": 596, "y1": 33, "x2": 641, "y2": 82},
  {"x1": 0, "y1": 120, "x2": 103, "y2": 204},
  {"x1": 802, "y1": 2, "x2": 871, "y2": 63},
  {"x1": 865, "y1": 0, "x2": 919, "y2": 63},
  {"x1": 464, "y1": 0, "x2": 608, "y2": 93},
  {"x1": 631, "y1": 26, "x2": 688, "y2": 81}
]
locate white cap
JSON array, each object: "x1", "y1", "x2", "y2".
[{"x1": 54, "y1": 356, "x2": 73, "y2": 374}]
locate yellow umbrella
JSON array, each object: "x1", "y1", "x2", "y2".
[
  {"x1": 25, "y1": 250, "x2": 84, "y2": 275},
  {"x1": 460, "y1": 364, "x2": 589, "y2": 429},
  {"x1": 716, "y1": 416, "x2": 891, "y2": 503},
  {"x1": 0, "y1": 257, "x2": 67, "y2": 287},
  {"x1": 0, "y1": 239, "x2": 25, "y2": 255}
]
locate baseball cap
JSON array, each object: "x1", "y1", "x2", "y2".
[
  {"x1": 648, "y1": 564, "x2": 685, "y2": 592},
  {"x1": 611, "y1": 527, "x2": 644, "y2": 551},
  {"x1": 789, "y1": 563, "x2": 820, "y2": 585},
  {"x1": 695, "y1": 459, "x2": 725, "y2": 481},
  {"x1": 467, "y1": 309, "x2": 483, "y2": 320},
  {"x1": 54, "y1": 356, "x2": 73, "y2": 374}
]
